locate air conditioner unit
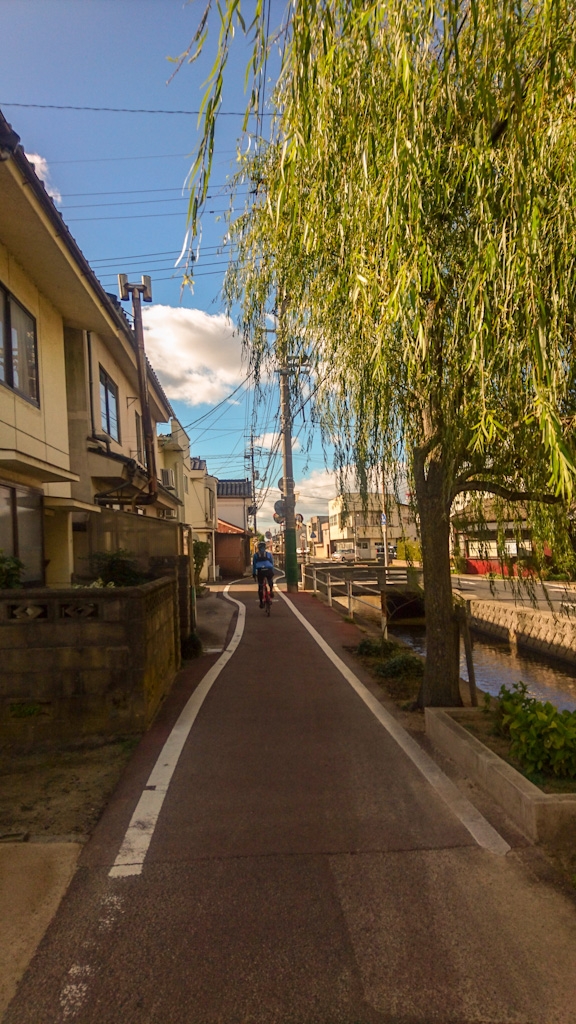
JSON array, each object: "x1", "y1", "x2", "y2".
[
  {"x1": 160, "y1": 508, "x2": 178, "y2": 520},
  {"x1": 160, "y1": 468, "x2": 176, "y2": 489}
]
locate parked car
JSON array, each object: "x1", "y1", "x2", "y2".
[{"x1": 332, "y1": 549, "x2": 355, "y2": 563}]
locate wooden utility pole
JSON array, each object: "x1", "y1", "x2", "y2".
[{"x1": 279, "y1": 356, "x2": 299, "y2": 592}]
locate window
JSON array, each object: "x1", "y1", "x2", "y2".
[
  {"x1": 184, "y1": 475, "x2": 189, "y2": 493},
  {"x1": 134, "y1": 410, "x2": 144, "y2": 464},
  {"x1": 0, "y1": 482, "x2": 43, "y2": 584},
  {"x1": 99, "y1": 366, "x2": 120, "y2": 441},
  {"x1": 0, "y1": 284, "x2": 39, "y2": 403}
]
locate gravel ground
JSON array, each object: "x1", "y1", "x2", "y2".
[{"x1": 0, "y1": 739, "x2": 139, "y2": 841}]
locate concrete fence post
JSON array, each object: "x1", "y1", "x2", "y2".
[
  {"x1": 312, "y1": 565, "x2": 317, "y2": 595},
  {"x1": 326, "y1": 572, "x2": 332, "y2": 607},
  {"x1": 376, "y1": 567, "x2": 388, "y2": 640},
  {"x1": 346, "y1": 577, "x2": 354, "y2": 620}
]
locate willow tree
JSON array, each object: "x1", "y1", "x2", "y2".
[{"x1": 185, "y1": 0, "x2": 576, "y2": 705}]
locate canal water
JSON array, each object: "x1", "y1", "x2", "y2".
[{"x1": 389, "y1": 625, "x2": 576, "y2": 712}]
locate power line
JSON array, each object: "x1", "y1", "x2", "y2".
[
  {"x1": 66, "y1": 205, "x2": 245, "y2": 222},
  {"x1": 181, "y1": 374, "x2": 253, "y2": 431},
  {"x1": 103, "y1": 268, "x2": 228, "y2": 282},
  {"x1": 62, "y1": 191, "x2": 249, "y2": 209},
  {"x1": 49, "y1": 153, "x2": 191, "y2": 165},
  {"x1": 59, "y1": 184, "x2": 245, "y2": 199},
  {"x1": 89, "y1": 243, "x2": 230, "y2": 264},
  {"x1": 64, "y1": 197, "x2": 190, "y2": 210},
  {"x1": 2, "y1": 101, "x2": 271, "y2": 116},
  {"x1": 98, "y1": 256, "x2": 230, "y2": 277},
  {"x1": 63, "y1": 195, "x2": 247, "y2": 211}
]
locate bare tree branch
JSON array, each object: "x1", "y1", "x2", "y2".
[{"x1": 451, "y1": 479, "x2": 563, "y2": 504}]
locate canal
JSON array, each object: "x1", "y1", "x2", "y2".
[{"x1": 389, "y1": 625, "x2": 576, "y2": 712}]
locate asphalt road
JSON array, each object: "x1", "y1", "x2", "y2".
[
  {"x1": 452, "y1": 573, "x2": 576, "y2": 611},
  {"x1": 5, "y1": 584, "x2": 576, "y2": 1024}
]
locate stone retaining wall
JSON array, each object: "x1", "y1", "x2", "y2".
[
  {"x1": 468, "y1": 599, "x2": 576, "y2": 666},
  {"x1": 0, "y1": 578, "x2": 179, "y2": 752}
]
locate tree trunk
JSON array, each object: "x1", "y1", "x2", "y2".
[{"x1": 414, "y1": 452, "x2": 462, "y2": 707}]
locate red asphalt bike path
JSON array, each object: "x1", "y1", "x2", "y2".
[{"x1": 5, "y1": 584, "x2": 576, "y2": 1024}]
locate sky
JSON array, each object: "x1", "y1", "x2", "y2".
[{"x1": 0, "y1": 0, "x2": 344, "y2": 535}]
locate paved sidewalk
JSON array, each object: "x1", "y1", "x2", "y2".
[{"x1": 4, "y1": 583, "x2": 576, "y2": 1023}]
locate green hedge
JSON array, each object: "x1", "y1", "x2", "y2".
[{"x1": 496, "y1": 682, "x2": 576, "y2": 778}]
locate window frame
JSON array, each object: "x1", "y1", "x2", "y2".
[
  {"x1": 0, "y1": 282, "x2": 40, "y2": 407},
  {"x1": 0, "y1": 478, "x2": 44, "y2": 586},
  {"x1": 99, "y1": 365, "x2": 121, "y2": 442}
]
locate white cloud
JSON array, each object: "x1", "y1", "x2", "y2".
[
  {"x1": 142, "y1": 305, "x2": 245, "y2": 406},
  {"x1": 25, "y1": 153, "x2": 61, "y2": 203},
  {"x1": 255, "y1": 432, "x2": 301, "y2": 452}
]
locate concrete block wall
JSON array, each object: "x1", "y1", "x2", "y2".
[
  {"x1": 468, "y1": 599, "x2": 576, "y2": 666},
  {"x1": 0, "y1": 578, "x2": 179, "y2": 752}
]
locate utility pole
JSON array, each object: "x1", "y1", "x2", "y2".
[
  {"x1": 249, "y1": 432, "x2": 257, "y2": 537},
  {"x1": 279, "y1": 355, "x2": 299, "y2": 592},
  {"x1": 118, "y1": 274, "x2": 157, "y2": 502}
]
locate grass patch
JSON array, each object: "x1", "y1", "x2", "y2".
[
  {"x1": 0, "y1": 737, "x2": 140, "y2": 837},
  {"x1": 354, "y1": 637, "x2": 423, "y2": 703}
]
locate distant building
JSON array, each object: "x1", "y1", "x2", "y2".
[
  {"x1": 157, "y1": 419, "x2": 218, "y2": 582},
  {"x1": 306, "y1": 515, "x2": 330, "y2": 558},
  {"x1": 328, "y1": 493, "x2": 418, "y2": 559},
  {"x1": 216, "y1": 479, "x2": 253, "y2": 532}
]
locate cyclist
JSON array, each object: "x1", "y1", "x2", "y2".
[{"x1": 252, "y1": 541, "x2": 275, "y2": 608}]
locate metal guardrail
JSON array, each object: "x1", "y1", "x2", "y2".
[{"x1": 301, "y1": 563, "x2": 424, "y2": 637}]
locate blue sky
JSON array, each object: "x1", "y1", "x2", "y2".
[{"x1": 0, "y1": 0, "x2": 340, "y2": 531}]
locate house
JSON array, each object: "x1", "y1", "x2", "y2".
[
  {"x1": 216, "y1": 478, "x2": 254, "y2": 531},
  {"x1": 214, "y1": 478, "x2": 254, "y2": 577},
  {"x1": 1, "y1": 114, "x2": 84, "y2": 586},
  {"x1": 451, "y1": 501, "x2": 535, "y2": 575},
  {"x1": 215, "y1": 518, "x2": 251, "y2": 578},
  {"x1": 0, "y1": 111, "x2": 182, "y2": 587},
  {"x1": 328, "y1": 493, "x2": 418, "y2": 559},
  {"x1": 157, "y1": 419, "x2": 218, "y2": 582},
  {"x1": 305, "y1": 514, "x2": 330, "y2": 558}
]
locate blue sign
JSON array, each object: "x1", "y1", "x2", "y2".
[{"x1": 380, "y1": 512, "x2": 387, "y2": 526}]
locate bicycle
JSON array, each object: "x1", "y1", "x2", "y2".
[{"x1": 261, "y1": 574, "x2": 272, "y2": 616}]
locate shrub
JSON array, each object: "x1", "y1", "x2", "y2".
[
  {"x1": 497, "y1": 682, "x2": 576, "y2": 778},
  {"x1": 193, "y1": 539, "x2": 211, "y2": 588},
  {"x1": 397, "y1": 539, "x2": 422, "y2": 563},
  {"x1": 357, "y1": 637, "x2": 399, "y2": 658},
  {"x1": 0, "y1": 551, "x2": 24, "y2": 589},
  {"x1": 451, "y1": 553, "x2": 467, "y2": 574},
  {"x1": 375, "y1": 653, "x2": 424, "y2": 679},
  {"x1": 181, "y1": 632, "x2": 202, "y2": 659},
  {"x1": 89, "y1": 549, "x2": 146, "y2": 587}
]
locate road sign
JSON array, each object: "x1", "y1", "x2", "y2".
[
  {"x1": 273, "y1": 513, "x2": 285, "y2": 524},
  {"x1": 274, "y1": 499, "x2": 287, "y2": 517},
  {"x1": 295, "y1": 513, "x2": 304, "y2": 524},
  {"x1": 265, "y1": 531, "x2": 272, "y2": 539},
  {"x1": 381, "y1": 512, "x2": 387, "y2": 526}
]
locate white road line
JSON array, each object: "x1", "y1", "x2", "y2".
[
  {"x1": 59, "y1": 964, "x2": 92, "y2": 1020},
  {"x1": 109, "y1": 585, "x2": 246, "y2": 878},
  {"x1": 278, "y1": 591, "x2": 511, "y2": 857}
]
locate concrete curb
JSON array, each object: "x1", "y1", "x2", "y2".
[{"x1": 425, "y1": 708, "x2": 576, "y2": 844}]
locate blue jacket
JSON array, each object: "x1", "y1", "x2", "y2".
[{"x1": 252, "y1": 550, "x2": 274, "y2": 573}]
